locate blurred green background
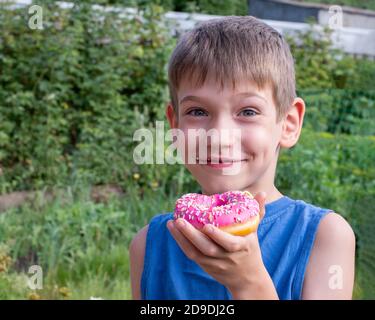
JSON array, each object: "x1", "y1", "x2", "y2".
[{"x1": 0, "y1": 0, "x2": 374, "y2": 299}]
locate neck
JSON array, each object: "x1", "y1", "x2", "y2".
[{"x1": 244, "y1": 184, "x2": 283, "y2": 204}]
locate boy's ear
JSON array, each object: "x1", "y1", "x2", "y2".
[
  {"x1": 166, "y1": 102, "x2": 178, "y2": 129},
  {"x1": 279, "y1": 97, "x2": 305, "y2": 149}
]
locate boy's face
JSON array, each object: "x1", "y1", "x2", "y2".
[{"x1": 166, "y1": 75, "x2": 291, "y2": 195}]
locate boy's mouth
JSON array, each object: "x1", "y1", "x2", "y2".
[
  {"x1": 199, "y1": 157, "x2": 248, "y2": 169},
  {"x1": 207, "y1": 157, "x2": 246, "y2": 163}
]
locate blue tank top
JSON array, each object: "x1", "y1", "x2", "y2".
[{"x1": 141, "y1": 195, "x2": 332, "y2": 300}]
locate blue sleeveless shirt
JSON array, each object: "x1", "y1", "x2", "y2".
[{"x1": 141, "y1": 196, "x2": 332, "y2": 300}]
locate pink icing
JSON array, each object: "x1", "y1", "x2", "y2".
[{"x1": 173, "y1": 191, "x2": 259, "y2": 228}]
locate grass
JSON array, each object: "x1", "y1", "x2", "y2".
[{"x1": 0, "y1": 183, "x2": 176, "y2": 300}]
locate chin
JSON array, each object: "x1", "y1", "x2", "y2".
[
  {"x1": 187, "y1": 165, "x2": 253, "y2": 194},
  {"x1": 198, "y1": 178, "x2": 248, "y2": 195}
]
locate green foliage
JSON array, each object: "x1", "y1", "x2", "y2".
[
  {"x1": 0, "y1": 186, "x2": 176, "y2": 299},
  {"x1": 50, "y1": 0, "x2": 248, "y2": 15},
  {"x1": 288, "y1": 22, "x2": 375, "y2": 136},
  {"x1": 75, "y1": 0, "x2": 175, "y2": 11},
  {"x1": 1, "y1": 2, "x2": 373, "y2": 193},
  {"x1": 301, "y1": 89, "x2": 375, "y2": 135},
  {"x1": 346, "y1": 58, "x2": 375, "y2": 91},
  {"x1": 289, "y1": 21, "x2": 375, "y2": 91},
  {"x1": 288, "y1": 22, "x2": 354, "y2": 90},
  {"x1": 0, "y1": 2, "x2": 175, "y2": 193},
  {"x1": 0, "y1": 244, "x2": 30, "y2": 299},
  {"x1": 277, "y1": 129, "x2": 375, "y2": 223},
  {"x1": 173, "y1": 0, "x2": 248, "y2": 15},
  {"x1": 353, "y1": 192, "x2": 375, "y2": 299}
]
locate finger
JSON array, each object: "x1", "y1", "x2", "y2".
[
  {"x1": 254, "y1": 191, "x2": 267, "y2": 221},
  {"x1": 201, "y1": 224, "x2": 247, "y2": 252},
  {"x1": 172, "y1": 218, "x2": 225, "y2": 258},
  {"x1": 167, "y1": 220, "x2": 223, "y2": 270},
  {"x1": 167, "y1": 220, "x2": 204, "y2": 261}
]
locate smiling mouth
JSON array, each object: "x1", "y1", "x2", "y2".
[
  {"x1": 206, "y1": 158, "x2": 247, "y2": 163},
  {"x1": 205, "y1": 159, "x2": 247, "y2": 169},
  {"x1": 206, "y1": 158, "x2": 247, "y2": 164},
  {"x1": 195, "y1": 158, "x2": 248, "y2": 168}
]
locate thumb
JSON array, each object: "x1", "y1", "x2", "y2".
[{"x1": 254, "y1": 191, "x2": 267, "y2": 222}]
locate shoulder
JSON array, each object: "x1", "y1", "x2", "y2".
[
  {"x1": 311, "y1": 211, "x2": 356, "y2": 269},
  {"x1": 129, "y1": 224, "x2": 149, "y2": 300},
  {"x1": 292, "y1": 200, "x2": 353, "y2": 235},
  {"x1": 129, "y1": 224, "x2": 149, "y2": 254},
  {"x1": 302, "y1": 212, "x2": 356, "y2": 299},
  {"x1": 315, "y1": 212, "x2": 356, "y2": 248},
  {"x1": 128, "y1": 213, "x2": 173, "y2": 299}
]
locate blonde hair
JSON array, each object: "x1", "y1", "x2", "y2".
[{"x1": 167, "y1": 16, "x2": 296, "y2": 122}]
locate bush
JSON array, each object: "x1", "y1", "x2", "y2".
[
  {"x1": 0, "y1": 1, "x2": 374, "y2": 196},
  {"x1": 56, "y1": 0, "x2": 248, "y2": 15},
  {"x1": 0, "y1": 2, "x2": 175, "y2": 193},
  {"x1": 277, "y1": 129, "x2": 375, "y2": 221},
  {"x1": 287, "y1": 21, "x2": 359, "y2": 90},
  {"x1": 173, "y1": 0, "x2": 248, "y2": 15},
  {"x1": 288, "y1": 22, "x2": 375, "y2": 136},
  {"x1": 301, "y1": 89, "x2": 375, "y2": 135}
]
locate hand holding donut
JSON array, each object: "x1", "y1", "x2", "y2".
[
  {"x1": 167, "y1": 192, "x2": 277, "y2": 299},
  {"x1": 173, "y1": 190, "x2": 260, "y2": 236}
]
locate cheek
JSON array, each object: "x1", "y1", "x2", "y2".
[
  {"x1": 242, "y1": 126, "x2": 278, "y2": 155},
  {"x1": 243, "y1": 127, "x2": 269, "y2": 146}
]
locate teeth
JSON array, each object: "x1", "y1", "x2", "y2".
[
  {"x1": 208, "y1": 159, "x2": 234, "y2": 163},
  {"x1": 206, "y1": 158, "x2": 243, "y2": 163}
]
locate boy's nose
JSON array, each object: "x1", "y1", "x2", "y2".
[
  {"x1": 210, "y1": 114, "x2": 236, "y2": 132},
  {"x1": 207, "y1": 120, "x2": 242, "y2": 156}
]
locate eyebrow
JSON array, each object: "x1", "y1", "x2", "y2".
[{"x1": 179, "y1": 92, "x2": 268, "y2": 105}]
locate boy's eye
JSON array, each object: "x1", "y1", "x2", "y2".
[
  {"x1": 186, "y1": 108, "x2": 208, "y2": 117},
  {"x1": 239, "y1": 108, "x2": 257, "y2": 117}
]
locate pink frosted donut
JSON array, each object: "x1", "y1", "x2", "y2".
[{"x1": 173, "y1": 191, "x2": 260, "y2": 236}]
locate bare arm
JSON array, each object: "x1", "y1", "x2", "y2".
[
  {"x1": 302, "y1": 212, "x2": 356, "y2": 299},
  {"x1": 129, "y1": 224, "x2": 149, "y2": 300}
]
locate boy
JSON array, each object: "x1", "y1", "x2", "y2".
[{"x1": 129, "y1": 16, "x2": 355, "y2": 300}]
